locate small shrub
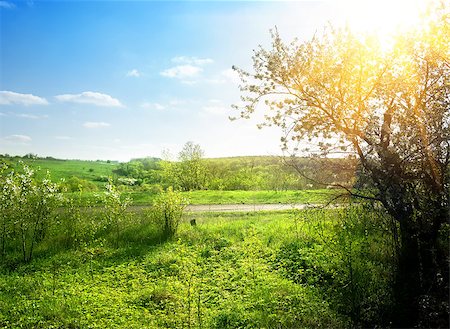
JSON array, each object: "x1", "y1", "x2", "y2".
[
  {"x1": 152, "y1": 187, "x2": 188, "y2": 238},
  {"x1": 0, "y1": 162, "x2": 63, "y2": 262},
  {"x1": 100, "y1": 178, "x2": 131, "y2": 246},
  {"x1": 59, "y1": 194, "x2": 98, "y2": 249},
  {"x1": 274, "y1": 241, "x2": 333, "y2": 287},
  {"x1": 62, "y1": 176, "x2": 98, "y2": 192}
]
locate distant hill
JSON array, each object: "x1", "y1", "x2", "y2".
[
  {"x1": 0, "y1": 155, "x2": 120, "y2": 190},
  {"x1": 0, "y1": 154, "x2": 358, "y2": 192}
]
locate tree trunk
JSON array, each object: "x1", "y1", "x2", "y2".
[{"x1": 393, "y1": 216, "x2": 449, "y2": 328}]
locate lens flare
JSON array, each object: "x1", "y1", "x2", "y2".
[{"x1": 333, "y1": 0, "x2": 431, "y2": 50}]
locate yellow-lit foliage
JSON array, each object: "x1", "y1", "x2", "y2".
[{"x1": 234, "y1": 1, "x2": 449, "y2": 327}]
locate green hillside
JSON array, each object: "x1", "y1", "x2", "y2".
[
  {"x1": 0, "y1": 154, "x2": 352, "y2": 205},
  {"x1": 1, "y1": 156, "x2": 120, "y2": 188}
]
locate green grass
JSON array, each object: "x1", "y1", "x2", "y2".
[
  {"x1": 0, "y1": 207, "x2": 393, "y2": 328},
  {"x1": 2, "y1": 157, "x2": 119, "y2": 188},
  {"x1": 185, "y1": 189, "x2": 342, "y2": 205},
  {"x1": 124, "y1": 189, "x2": 342, "y2": 205},
  {"x1": 62, "y1": 189, "x2": 343, "y2": 206}
]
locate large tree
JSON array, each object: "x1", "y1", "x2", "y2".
[
  {"x1": 177, "y1": 141, "x2": 208, "y2": 191},
  {"x1": 161, "y1": 142, "x2": 208, "y2": 191},
  {"x1": 234, "y1": 3, "x2": 449, "y2": 327}
]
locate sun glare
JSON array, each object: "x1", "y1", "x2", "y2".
[{"x1": 334, "y1": 0, "x2": 430, "y2": 49}]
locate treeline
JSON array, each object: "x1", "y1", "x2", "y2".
[
  {"x1": 112, "y1": 157, "x2": 357, "y2": 192},
  {"x1": 111, "y1": 143, "x2": 358, "y2": 192},
  {"x1": 0, "y1": 143, "x2": 359, "y2": 193}
]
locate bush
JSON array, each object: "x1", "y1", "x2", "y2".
[
  {"x1": 0, "y1": 162, "x2": 63, "y2": 262},
  {"x1": 274, "y1": 240, "x2": 334, "y2": 287},
  {"x1": 152, "y1": 187, "x2": 188, "y2": 238},
  {"x1": 100, "y1": 179, "x2": 131, "y2": 246},
  {"x1": 59, "y1": 194, "x2": 98, "y2": 249},
  {"x1": 62, "y1": 176, "x2": 98, "y2": 192},
  {"x1": 289, "y1": 205, "x2": 394, "y2": 327}
]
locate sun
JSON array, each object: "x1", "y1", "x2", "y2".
[{"x1": 334, "y1": 0, "x2": 430, "y2": 48}]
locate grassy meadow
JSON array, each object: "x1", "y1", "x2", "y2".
[
  {"x1": 126, "y1": 189, "x2": 341, "y2": 206},
  {"x1": 0, "y1": 155, "x2": 396, "y2": 328},
  {"x1": 2, "y1": 157, "x2": 119, "y2": 187},
  {"x1": 0, "y1": 207, "x2": 394, "y2": 328}
]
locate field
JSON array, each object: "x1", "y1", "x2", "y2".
[
  {"x1": 2, "y1": 2, "x2": 448, "y2": 328},
  {"x1": 1, "y1": 156, "x2": 344, "y2": 206},
  {"x1": 0, "y1": 208, "x2": 394, "y2": 328},
  {"x1": 125, "y1": 189, "x2": 342, "y2": 205},
  {"x1": 2, "y1": 157, "x2": 119, "y2": 189},
  {"x1": 0, "y1": 156, "x2": 397, "y2": 328}
]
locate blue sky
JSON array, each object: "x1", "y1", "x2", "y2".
[{"x1": 0, "y1": 0, "x2": 419, "y2": 161}]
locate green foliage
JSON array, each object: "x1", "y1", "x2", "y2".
[
  {"x1": 118, "y1": 188, "x2": 341, "y2": 207},
  {"x1": 62, "y1": 176, "x2": 98, "y2": 192},
  {"x1": 187, "y1": 189, "x2": 339, "y2": 205},
  {"x1": 58, "y1": 193, "x2": 99, "y2": 249},
  {"x1": 160, "y1": 142, "x2": 209, "y2": 191},
  {"x1": 1, "y1": 156, "x2": 119, "y2": 189},
  {"x1": 100, "y1": 179, "x2": 132, "y2": 246},
  {"x1": 274, "y1": 240, "x2": 333, "y2": 287},
  {"x1": 275, "y1": 205, "x2": 395, "y2": 327},
  {"x1": 2, "y1": 155, "x2": 357, "y2": 198},
  {"x1": 0, "y1": 162, "x2": 63, "y2": 262},
  {"x1": 0, "y1": 208, "x2": 397, "y2": 328},
  {"x1": 152, "y1": 187, "x2": 188, "y2": 238},
  {"x1": 234, "y1": 5, "x2": 449, "y2": 326}
]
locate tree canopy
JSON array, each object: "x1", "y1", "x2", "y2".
[{"x1": 234, "y1": 2, "x2": 449, "y2": 327}]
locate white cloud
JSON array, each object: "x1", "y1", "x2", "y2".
[
  {"x1": 17, "y1": 113, "x2": 49, "y2": 120},
  {"x1": 83, "y1": 121, "x2": 111, "y2": 128},
  {"x1": 55, "y1": 91, "x2": 123, "y2": 107},
  {"x1": 171, "y1": 56, "x2": 214, "y2": 66},
  {"x1": 0, "y1": 91, "x2": 48, "y2": 106},
  {"x1": 2, "y1": 134, "x2": 32, "y2": 143},
  {"x1": 126, "y1": 69, "x2": 141, "y2": 78},
  {"x1": 0, "y1": 1, "x2": 15, "y2": 9},
  {"x1": 55, "y1": 136, "x2": 72, "y2": 140},
  {"x1": 160, "y1": 65, "x2": 202, "y2": 79},
  {"x1": 141, "y1": 102, "x2": 166, "y2": 110},
  {"x1": 161, "y1": 56, "x2": 214, "y2": 82}
]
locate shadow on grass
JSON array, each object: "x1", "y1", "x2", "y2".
[
  {"x1": 0, "y1": 218, "x2": 173, "y2": 274},
  {"x1": 99, "y1": 223, "x2": 172, "y2": 264}
]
